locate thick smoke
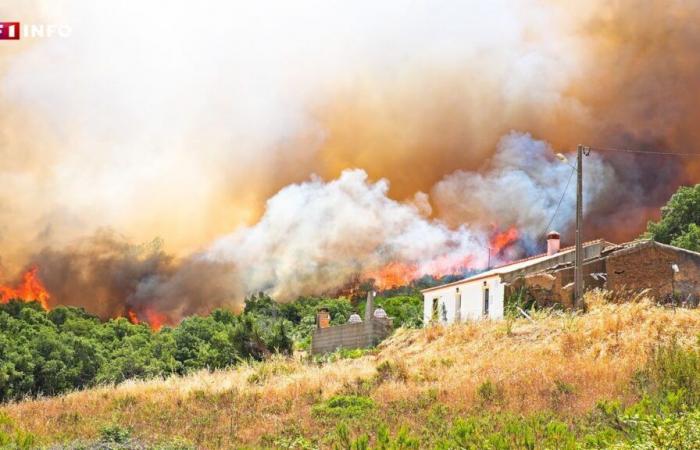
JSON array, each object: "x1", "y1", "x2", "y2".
[
  {"x1": 2, "y1": 1, "x2": 700, "y2": 319},
  {"x1": 30, "y1": 231, "x2": 240, "y2": 321},
  {"x1": 207, "y1": 169, "x2": 488, "y2": 300},
  {"x1": 432, "y1": 132, "x2": 617, "y2": 250},
  {"x1": 26, "y1": 132, "x2": 611, "y2": 315}
]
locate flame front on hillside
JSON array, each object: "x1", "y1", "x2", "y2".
[
  {"x1": 0, "y1": 267, "x2": 50, "y2": 310},
  {"x1": 0, "y1": 267, "x2": 169, "y2": 331}
]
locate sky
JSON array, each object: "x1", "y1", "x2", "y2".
[{"x1": 1, "y1": 0, "x2": 700, "y2": 319}]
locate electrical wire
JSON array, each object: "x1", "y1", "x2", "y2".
[
  {"x1": 591, "y1": 145, "x2": 700, "y2": 157},
  {"x1": 540, "y1": 166, "x2": 575, "y2": 239}
]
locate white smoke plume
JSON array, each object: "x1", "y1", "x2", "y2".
[
  {"x1": 432, "y1": 132, "x2": 618, "y2": 250},
  {"x1": 208, "y1": 169, "x2": 489, "y2": 299},
  {"x1": 206, "y1": 132, "x2": 615, "y2": 300}
]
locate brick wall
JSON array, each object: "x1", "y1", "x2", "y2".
[{"x1": 311, "y1": 319, "x2": 393, "y2": 354}]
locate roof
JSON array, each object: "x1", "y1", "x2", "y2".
[
  {"x1": 597, "y1": 239, "x2": 700, "y2": 260},
  {"x1": 421, "y1": 239, "x2": 611, "y2": 294}
]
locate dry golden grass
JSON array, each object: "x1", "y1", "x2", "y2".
[{"x1": 5, "y1": 290, "x2": 700, "y2": 448}]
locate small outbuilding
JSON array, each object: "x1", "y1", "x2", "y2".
[{"x1": 311, "y1": 291, "x2": 393, "y2": 354}]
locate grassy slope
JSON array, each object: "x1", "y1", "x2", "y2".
[{"x1": 4, "y1": 291, "x2": 700, "y2": 448}]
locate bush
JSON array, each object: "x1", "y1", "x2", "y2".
[
  {"x1": 375, "y1": 360, "x2": 409, "y2": 384},
  {"x1": 312, "y1": 395, "x2": 375, "y2": 419},
  {"x1": 476, "y1": 380, "x2": 504, "y2": 407},
  {"x1": 99, "y1": 423, "x2": 132, "y2": 444}
]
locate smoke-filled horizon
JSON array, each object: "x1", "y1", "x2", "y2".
[{"x1": 2, "y1": 1, "x2": 700, "y2": 322}]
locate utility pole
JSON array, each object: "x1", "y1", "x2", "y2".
[{"x1": 574, "y1": 144, "x2": 588, "y2": 309}]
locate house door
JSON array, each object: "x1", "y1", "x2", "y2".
[{"x1": 431, "y1": 298, "x2": 439, "y2": 323}]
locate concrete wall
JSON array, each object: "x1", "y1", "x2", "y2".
[
  {"x1": 423, "y1": 275, "x2": 504, "y2": 326},
  {"x1": 311, "y1": 319, "x2": 393, "y2": 354}
]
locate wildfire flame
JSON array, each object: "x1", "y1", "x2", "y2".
[
  {"x1": 126, "y1": 308, "x2": 140, "y2": 325},
  {"x1": 365, "y1": 261, "x2": 419, "y2": 290},
  {"x1": 0, "y1": 267, "x2": 50, "y2": 310},
  {"x1": 144, "y1": 309, "x2": 167, "y2": 331},
  {"x1": 490, "y1": 226, "x2": 519, "y2": 254},
  {"x1": 126, "y1": 306, "x2": 168, "y2": 331},
  {"x1": 2, "y1": 227, "x2": 521, "y2": 326},
  {"x1": 365, "y1": 226, "x2": 521, "y2": 289},
  {"x1": 0, "y1": 267, "x2": 168, "y2": 330}
]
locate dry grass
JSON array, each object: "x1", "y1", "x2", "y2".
[{"x1": 5, "y1": 290, "x2": 700, "y2": 448}]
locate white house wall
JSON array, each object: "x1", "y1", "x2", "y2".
[{"x1": 423, "y1": 275, "x2": 504, "y2": 326}]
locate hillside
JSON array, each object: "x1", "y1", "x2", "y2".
[{"x1": 4, "y1": 291, "x2": 700, "y2": 448}]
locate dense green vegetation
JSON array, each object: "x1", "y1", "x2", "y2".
[
  {"x1": 0, "y1": 291, "x2": 423, "y2": 403},
  {"x1": 645, "y1": 183, "x2": 700, "y2": 251}
]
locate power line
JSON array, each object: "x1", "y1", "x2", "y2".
[
  {"x1": 591, "y1": 145, "x2": 700, "y2": 157},
  {"x1": 540, "y1": 166, "x2": 575, "y2": 238}
]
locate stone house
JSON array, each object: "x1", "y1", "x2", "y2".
[
  {"x1": 422, "y1": 232, "x2": 700, "y2": 326},
  {"x1": 516, "y1": 239, "x2": 700, "y2": 308}
]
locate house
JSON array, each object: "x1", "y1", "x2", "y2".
[
  {"x1": 421, "y1": 232, "x2": 612, "y2": 325},
  {"x1": 311, "y1": 291, "x2": 393, "y2": 354},
  {"x1": 422, "y1": 230, "x2": 700, "y2": 325},
  {"x1": 520, "y1": 239, "x2": 700, "y2": 308}
]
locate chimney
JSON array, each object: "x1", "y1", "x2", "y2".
[
  {"x1": 547, "y1": 231, "x2": 561, "y2": 256},
  {"x1": 364, "y1": 290, "x2": 375, "y2": 323},
  {"x1": 317, "y1": 308, "x2": 330, "y2": 329}
]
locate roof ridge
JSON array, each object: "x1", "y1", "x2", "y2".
[
  {"x1": 490, "y1": 238, "x2": 608, "y2": 270},
  {"x1": 420, "y1": 238, "x2": 612, "y2": 293}
]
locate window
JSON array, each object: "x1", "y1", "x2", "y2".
[
  {"x1": 483, "y1": 283, "x2": 490, "y2": 317},
  {"x1": 431, "y1": 298, "x2": 439, "y2": 323},
  {"x1": 455, "y1": 288, "x2": 462, "y2": 322}
]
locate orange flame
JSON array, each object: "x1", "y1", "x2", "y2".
[
  {"x1": 0, "y1": 267, "x2": 171, "y2": 330},
  {"x1": 0, "y1": 267, "x2": 50, "y2": 310},
  {"x1": 144, "y1": 309, "x2": 167, "y2": 331},
  {"x1": 126, "y1": 308, "x2": 140, "y2": 325},
  {"x1": 490, "y1": 226, "x2": 519, "y2": 254},
  {"x1": 364, "y1": 226, "x2": 521, "y2": 290},
  {"x1": 126, "y1": 307, "x2": 168, "y2": 331},
  {"x1": 365, "y1": 261, "x2": 418, "y2": 290}
]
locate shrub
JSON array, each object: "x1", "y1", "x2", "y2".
[
  {"x1": 99, "y1": 423, "x2": 132, "y2": 444},
  {"x1": 476, "y1": 380, "x2": 504, "y2": 407},
  {"x1": 375, "y1": 360, "x2": 408, "y2": 384},
  {"x1": 312, "y1": 395, "x2": 375, "y2": 419}
]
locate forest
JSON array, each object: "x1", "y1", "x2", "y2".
[{"x1": 0, "y1": 292, "x2": 422, "y2": 403}]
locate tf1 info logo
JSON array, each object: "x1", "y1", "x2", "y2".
[
  {"x1": 0, "y1": 22, "x2": 72, "y2": 40},
  {"x1": 0, "y1": 22, "x2": 19, "y2": 40}
]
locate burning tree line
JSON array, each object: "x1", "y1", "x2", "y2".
[{"x1": 0, "y1": 225, "x2": 518, "y2": 329}]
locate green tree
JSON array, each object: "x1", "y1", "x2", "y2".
[
  {"x1": 645, "y1": 184, "x2": 700, "y2": 250},
  {"x1": 670, "y1": 223, "x2": 700, "y2": 252}
]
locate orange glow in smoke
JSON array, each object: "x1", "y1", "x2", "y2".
[
  {"x1": 0, "y1": 266, "x2": 169, "y2": 331},
  {"x1": 366, "y1": 226, "x2": 521, "y2": 289},
  {"x1": 0, "y1": 267, "x2": 50, "y2": 310},
  {"x1": 126, "y1": 308, "x2": 140, "y2": 325},
  {"x1": 126, "y1": 306, "x2": 168, "y2": 331},
  {"x1": 144, "y1": 309, "x2": 167, "y2": 331},
  {"x1": 366, "y1": 261, "x2": 418, "y2": 290},
  {"x1": 490, "y1": 226, "x2": 519, "y2": 254}
]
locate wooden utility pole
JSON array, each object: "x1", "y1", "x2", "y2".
[{"x1": 574, "y1": 144, "x2": 589, "y2": 309}]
